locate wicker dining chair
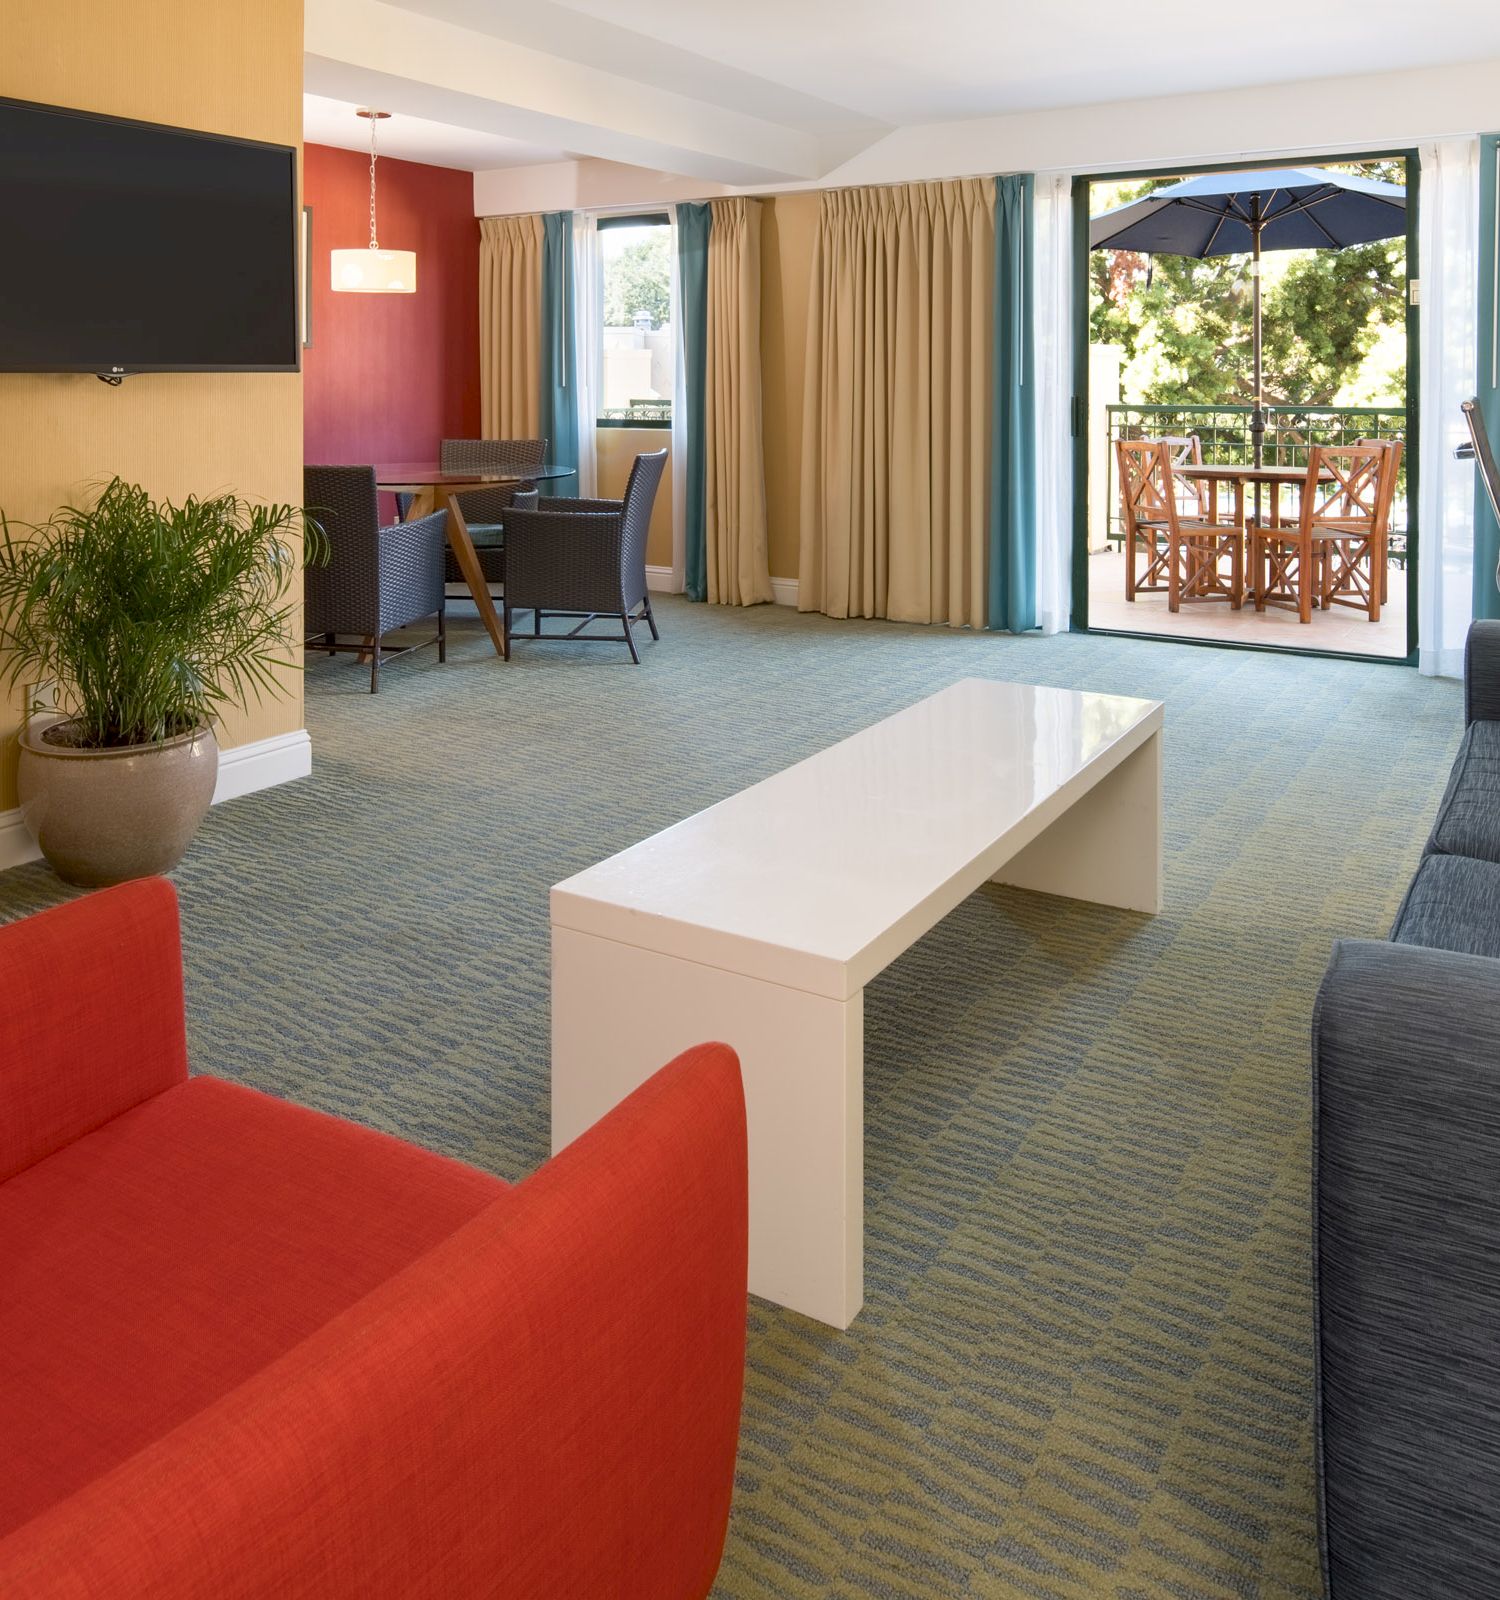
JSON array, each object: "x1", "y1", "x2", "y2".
[
  {"x1": 500, "y1": 449, "x2": 667, "y2": 664},
  {"x1": 437, "y1": 437, "x2": 547, "y2": 595},
  {"x1": 303, "y1": 466, "x2": 448, "y2": 693}
]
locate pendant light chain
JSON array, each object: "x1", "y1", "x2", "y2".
[{"x1": 368, "y1": 113, "x2": 380, "y2": 251}]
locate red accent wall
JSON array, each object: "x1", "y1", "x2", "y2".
[{"x1": 303, "y1": 143, "x2": 479, "y2": 480}]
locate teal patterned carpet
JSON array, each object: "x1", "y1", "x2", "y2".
[{"x1": 0, "y1": 599, "x2": 1462, "y2": 1598}]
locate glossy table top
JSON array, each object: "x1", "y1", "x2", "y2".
[
  {"x1": 373, "y1": 462, "x2": 574, "y2": 487},
  {"x1": 553, "y1": 679, "x2": 1163, "y2": 998}
]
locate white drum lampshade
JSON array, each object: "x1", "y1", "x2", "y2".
[
  {"x1": 331, "y1": 247, "x2": 416, "y2": 294},
  {"x1": 332, "y1": 109, "x2": 416, "y2": 296}
]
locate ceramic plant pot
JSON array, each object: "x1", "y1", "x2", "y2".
[{"x1": 16, "y1": 720, "x2": 219, "y2": 887}]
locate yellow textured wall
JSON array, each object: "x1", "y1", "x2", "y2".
[
  {"x1": 596, "y1": 429, "x2": 674, "y2": 570},
  {"x1": 760, "y1": 192, "x2": 819, "y2": 583},
  {"x1": 0, "y1": 0, "x2": 304, "y2": 809}
]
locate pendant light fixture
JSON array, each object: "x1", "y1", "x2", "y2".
[{"x1": 330, "y1": 109, "x2": 416, "y2": 294}]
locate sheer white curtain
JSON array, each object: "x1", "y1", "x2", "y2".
[
  {"x1": 571, "y1": 212, "x2": 600, "y2": 498},
  {"x1": 1033, "y1": 173, "x2": 1074, "y2": 635},
  {"x1": 1418, "y1": 138, "x2": 1480, "y2": 677},
  {"x1": 668, "y1": 204, "x2": 687, "y2": 591}
]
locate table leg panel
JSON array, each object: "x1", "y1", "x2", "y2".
[
  {"x1": 552, "y1": 924, "x2": 865, "y2": 1328},
  {"x1": 991, "y1": 729, "x2": 1163, "y2": 915}
]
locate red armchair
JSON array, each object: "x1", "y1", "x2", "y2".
[{"x1": 0, "y1": 879, "x2": 748, "y2": 1599}]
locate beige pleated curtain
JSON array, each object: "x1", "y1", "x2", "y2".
[
  {"x1": 704, "y1": 198, "x2": 773, "y2": 606},
  {"x1": 798, "y1": 179, "x2": 995, "y2": 627},
  {"x1": 479, "y1": 214, "x2": 543, "y2": 438}
]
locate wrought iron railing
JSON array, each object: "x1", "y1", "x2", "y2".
[
  {"x1": 1102, "y1": 403, "x2": 1409, "y2": 557},
  {"x1": 597, "y1": 400, "x2": 672, "y2": 427}
]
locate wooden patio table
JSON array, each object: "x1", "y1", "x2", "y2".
[
  {"x1": 1176, "y1": 460, "x2": 1330, "y2": 530},
  {"x1": 1175, "y1": 461, "x2": 1332, "y2": 600}
]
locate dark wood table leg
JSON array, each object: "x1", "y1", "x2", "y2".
[{"x1": 443, "y1": 492, "x2": 508, "y2": 660}]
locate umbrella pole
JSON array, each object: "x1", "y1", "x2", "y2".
[{"x1": 1251, "y1": 204, "x2": 1265, "y2": 468}]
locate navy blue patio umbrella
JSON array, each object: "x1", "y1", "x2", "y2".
[{"x1": 1089, "y1": 167, "x2": 1407, "y2": 464}]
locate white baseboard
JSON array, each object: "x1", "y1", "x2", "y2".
[
  {"x1": 212, "y1": 728, "x2": 312, "y2": 804},
  {"x1": 645, "y1": 567, "x2": 798, "y2": 607},
  {"x1": 0, "y1": 809, "x2": 36, "y2": 873},
  {"x1": 0, "y1": 728, "x2": 312, "y2": 874}
]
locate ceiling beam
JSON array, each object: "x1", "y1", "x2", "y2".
[{"x1": 305, "y1": 0, "x2": 825, "y2": 184}]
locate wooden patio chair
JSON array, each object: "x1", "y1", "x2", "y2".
[
  {"x1": 1254, "y1": 444, "x2": 1391, "y2": 624},
  {"x1": 1119, "y1": 440, "x2": 1244, "y2": 612},
  {"x1": 1317, "y1": 439, "x2": 1400, "y2": 618},
  {"x1": 1341, "y1": 438, "x2": 1403, "y2": 608},
  {"x1": 1117, "y1": 436, "x2": 1209, "y2": 600}
]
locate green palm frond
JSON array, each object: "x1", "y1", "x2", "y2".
[{"x1": 0, "y1": 478, "x2": 327, "y2": 749}]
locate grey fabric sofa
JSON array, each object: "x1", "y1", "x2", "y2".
[{"x1": 1313, "y1": 619, "x2": 1500, "y2": 1600}]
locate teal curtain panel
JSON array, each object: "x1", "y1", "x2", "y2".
[
  {"x1": 989, "y1": 174, "x2": 1038, "y2": 632},
  {"x1": 677, "y1": 202, "x2": 712, "y2": 601},
  {"x1": 541, "y1": 211, "x2": 579, "y2": 497}
]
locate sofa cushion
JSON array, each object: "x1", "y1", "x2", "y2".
[
  {"x1": 1390, "y1": 851, "x2": 1500, "y2": 956},
  {"x1": 1427, "y1": 720, "x2": 1500, "y2": 863},
  {"x1": 0, "y1": 1076, "x2": 505, "y2": 1536}
]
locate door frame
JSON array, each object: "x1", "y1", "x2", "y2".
[{"x1": 1070, "y1": 148, "x2": 1420, "y2": 665}]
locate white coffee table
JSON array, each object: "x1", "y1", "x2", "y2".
[{"x1": 551, "y1": 679, "x2": 1163, "y2": 1328}]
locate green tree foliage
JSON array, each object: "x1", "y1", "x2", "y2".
[
  {"x1": 1090, "y1": 164, "x2": 1407, "y2": 406},
  {"x1": 603, "y1": 228, "x2": 671, "y2": 329}
]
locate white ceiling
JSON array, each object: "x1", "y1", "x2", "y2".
[
  {"x1": 303, "y1": 92, "x2": 568, "y2": 169},
  {"x1": 386, "y1": 0, "x2": 1500, "y2": 124},
  {"x1": 305, "y1": 0, "x2": 1500, "y2": 177}
]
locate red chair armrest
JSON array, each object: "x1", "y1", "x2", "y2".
[
  {"x1": 0, "y1": 879, "x2": 189, "y2": 1182},
  {"x1": 0, "y1": 1043, "x2": 748, "y2": 1600}
]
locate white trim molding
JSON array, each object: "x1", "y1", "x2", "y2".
[
  {"x1": 0, "y1": 728, "x2": 312, "y2": 874},
  {"x1": 648, "y1": 565, "x2": 798, "y2": 607},
  {"x1": 0, "y1": 809, "x2": 36, "y2": 874},
  {"x1": 212, "y1": 728, "x2": 312, "y2": 804}
]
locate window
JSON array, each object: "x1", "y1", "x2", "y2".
[{"x1": 598, "y1": 214, "x2": 672, "y2": 427}]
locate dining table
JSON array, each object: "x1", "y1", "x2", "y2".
[
  {"x1": 1174, "y1": 460, "x2": 1333, "y2": 601},
  {"x1": 374, "y1": 462, "x2": 575, "y2": 657},
  {"x1": 1175, "y1": 460, "x2": 1323, "y2": 531}
]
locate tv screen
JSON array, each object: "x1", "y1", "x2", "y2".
[{"x1": 0, "y1": 97, "x2": 298, "y2": 374}]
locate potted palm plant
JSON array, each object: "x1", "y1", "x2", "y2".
[{"x1": 0, "y1": 477, "x2": 322, "y2": 887}]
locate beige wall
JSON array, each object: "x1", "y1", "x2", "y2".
[
  {"x1": 760, "y1": 192, "x2": 818, "y2": 584},
  {"x1": 596, "y1": 429, "x2": 674, "y2": 570},
  {"x1": 0, "y1": 0, "x2": 305, "y2": 810}
]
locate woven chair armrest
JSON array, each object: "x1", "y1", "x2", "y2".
[
  {"x1": 537, "y1": 497, "x2": 623, "y2": 514},
  {"x1": 379, "y1": 509, "x2": 448, "y2": 556}
]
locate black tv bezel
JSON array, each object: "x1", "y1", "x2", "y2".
[{"x1": 0, "y1": 95, "x2": 302, "y2": 377}]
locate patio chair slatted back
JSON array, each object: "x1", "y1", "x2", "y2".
[
  {"x1": 1158, "y1": 435, "x2": 1210, "y2": 517},
  {"x1": 1300, "y1": 444, "x2": 1390, "y2": 533}
]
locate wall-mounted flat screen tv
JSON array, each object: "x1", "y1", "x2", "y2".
[{"x1": 0, "y1": 97, "x2": 298, "y2": 375}]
